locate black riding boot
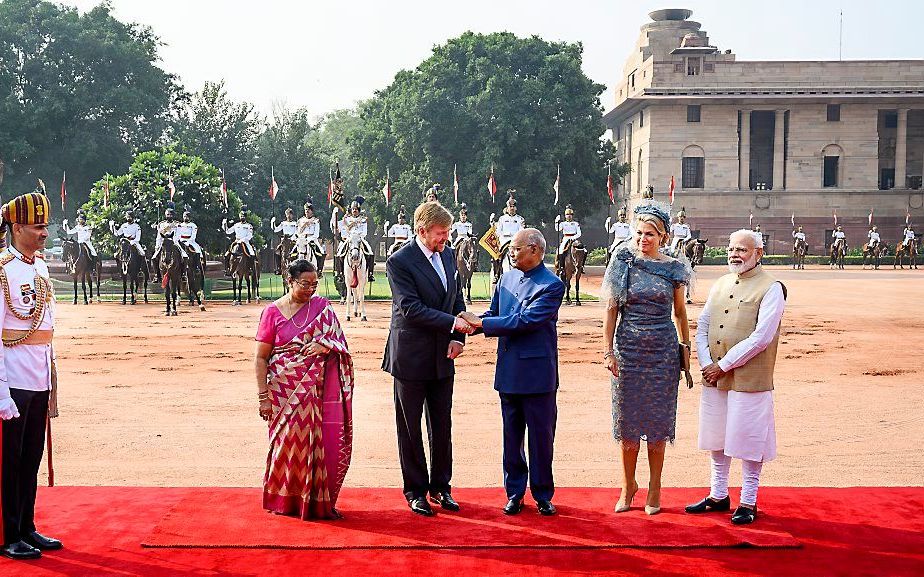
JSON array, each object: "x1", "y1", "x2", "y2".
[
  {"x1": 367, "y1": 255, "x2": 375, "y2": 282},
  {"x1": 273, "y1": 251, "x2": 281, "y2": 275},
  {"x1": 224, "y1": 253, "x2": 231, "y2": 276}
]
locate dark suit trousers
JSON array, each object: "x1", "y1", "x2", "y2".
[
  {"x1": 500, "y1": 391, "x2": 557, "y2": 503},
  {"x1": 2, "y1": 389, "x2": 48, "y2": 544},
  {"x1": 394, "y1": 377, "x2": 453, "y2": 501}
]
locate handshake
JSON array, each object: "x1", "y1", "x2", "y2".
[{"x1": 453, "y1": 311, "x2": 483, "y2": 335}]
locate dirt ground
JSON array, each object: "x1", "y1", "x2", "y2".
[{"x1": 49, "y1": 264, "x2": 923, "y2": 491}]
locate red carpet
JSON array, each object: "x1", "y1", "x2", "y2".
[
  {"x1": 142, "y1": 488, "x2": 798, "y2": 549},
  {"x1": 0, "y1": 486, "x2": 922, "y2": 576}
]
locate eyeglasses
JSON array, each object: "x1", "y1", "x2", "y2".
[
  {"x1": 726, "y1": 247, "x2": 751, "y2": 254},
  {"x1": 292, "y1": 280, "x2": 319, "y2": 289},
  {"x1": 509, "y1": 244, "x2": 536, "y2": 252}
]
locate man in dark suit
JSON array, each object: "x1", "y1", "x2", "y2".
[
  {"x1": 382, "y1": 201, "x2": 473, "y2": 517},
  {"x1": 460, "y1": 228, "x2": 565, "y2": 516}
]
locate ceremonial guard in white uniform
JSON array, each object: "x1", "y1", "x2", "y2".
[
  {"x1": 296, "y1": 201, "x2": 324, "y2": 271},
  {"x1": 387, "y1": 206, "x2": 413, "y2": 257},
  {"x1": 554, "y1": 205, "x2": 583, "y2": 275},
  {"x1": 902, "y1": 224, "x2": 916, "y2": 248},
  {"x1": 450, "y1": 203, "x2": 474, "y2": 249},
  {"x1": 866, "y1": 226, "x2": 881, "y2": 249},
  {"x1": 831, "y1": 225, "x2": 847, "y2": 248},
  {"x1": 175, "y1": 208, "x2": 204, "y2": 276},
  {"x1": 62, "y1": 211, "x2": 97, "y2": 261},
  {"x1": 109, "y1": 210, "x2": 145, "y2": 257},
  {"x1": 271, "y1": 207, "x2": 298, "y2": 274},
  {"x1": 606, "y1": 207, "x2": 632, "y2": 254},
  {"x1": 425, "y1": 183, "x2": 442, "y2": 203},
  {"x1": 669, "y1": 208, "x2": 692, "y2": 257},
  {"x1": 792, "y1": 226, "x2": 807, "y2": 245},
  {"x1": 0, "y1": 192, "x2": 63, "y2": 560},
  {"x1": 222, "y1": 208, "x2": 255, "y2": 274},
  {"x1": 336, "y1": 197, "x2": 375, "y2": 282},
  {"x1": 152, "y1": 205, "x2": 187, "y2": 277},
  {"x1": 495, "y1": 192, "x2": 525, "y2": 273}
]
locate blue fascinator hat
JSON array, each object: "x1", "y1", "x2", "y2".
[{"x1": 633, "y1": 201, "x2": 671, "y2": 231}]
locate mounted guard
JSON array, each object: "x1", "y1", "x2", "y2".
[
  {"x1": 450, "y1": 203, "x2": 475, "y2": 250},
  {"x1": 109, "y1": 210, "x2": 145, "y2": 258},
  {"x1": 152, "y1": 203, "x2": 187, "y2": 277},
  {"x1": 554, "y1": 205, "x2": 584, "y2": 276},
  {"x1": 62, "y1": 210, "x2": 98, "y2": 271},
  {"x1": 271, "y1": 207, "x2": 298, "y2": 275},
  {"x1": 792, "y1": 225, "x2": 808, "y2": 270},
  {"x1": 296, "y1": 200, "x2": 325, "y2": 274},
  {"x1": 495, "y1": 190, "x2": 525, "y2": 273},
  {"x1": 335, "y1": 196, "x2": 375, "y2": 282},
  {"x1": 605, "y1": 206, "x2": 632, "y2": 257},
  {"x1": 669, "y1": 207, "x2": 692, "y2": 257},
  {"x1": 222, "y1": 207, "x2": 256, "y2": 275},
  {"x1": 386, "y1": 205, "x2": 412, "y2": 257}
]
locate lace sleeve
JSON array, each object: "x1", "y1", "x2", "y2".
[{"x1": 599, "y1": 248, "x2": 632, "y2": 310}]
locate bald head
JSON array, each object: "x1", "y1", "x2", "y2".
[{"x1": 510, "y1": 228, "x2": 546, "y2": 272}]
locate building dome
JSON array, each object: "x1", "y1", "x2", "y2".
[
  {"x1": 681, "y1": 32, "x2": 705, "y2": 47},
  {"x1": 649, "y1": 9, "x2": 693, "y2": 21}
]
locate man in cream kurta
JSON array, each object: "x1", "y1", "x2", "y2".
[
  {"x1": 687, "y1": 229, "x2": 786, "y2": 526},
  {"x1": 0, "y1": 192, "x2": 62, "y2": 559}
]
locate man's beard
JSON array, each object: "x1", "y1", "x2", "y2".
[{"x1": 728, "y1": 254, "x2": 759, "y2": 274}]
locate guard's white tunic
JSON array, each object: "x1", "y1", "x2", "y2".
[
  {"x1": 65, "y1": 223, "x2": 97, "y2": 256},
  {"x1": 296, "y1": 216, "x2": 322, "y2": 256},
  {"x1": 670, "y1": 222, "x2": 691, "y2": 252},
  {"x1": 175, "y1": 222, "x2": 202, "y2": 254},
  {"x1": 832, "y1": 230, "x2": 846, "y2": 241},
  {"x1": 114, "y1": 221, "x2": 145, "y2": 255},
  {"x1": 155, "y1": 220, "x2": 189, "y2": 258},
  {"x1": 792, "y1": 231, "x2": 806, "y2": 242},
  {"x1": 450, "y1": 221, "x2": 472, "y2": 241},
  {"x1": 608, "y1": 221, "x2": 632, "y2": 249},
  {"x1": 696, "y1": 281, "x2": 785, "y2": 462},
  {"x1": 0, "y1": 247, "x2": 55, "y2": 394},
  {"x1": 274, "y1": 219, "x2": 298, "y2": 238},
  {"x1": 225, "y1": 221, "x2": 255, "y2": 255},
  {"x1": 867, "y1": 231, "x2": 881, "y2": 245},
  {"x1": 556, "y1": 220, "x2": 582, "y2": 253},
  {"x1": 495, "y1": 214, "x2": 524, "y2": 246},
  {"x1": 903, "y1": 228, "x2": 916, "y2": 246},
  {"x1": 388, "y1": 223, "x2": 413, "y2": 241}
]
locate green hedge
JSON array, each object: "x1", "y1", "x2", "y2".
[{"x1": 700, "y1": 255, "x2": 910, "y2": 266}]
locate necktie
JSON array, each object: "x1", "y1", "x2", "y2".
[{"x1": 430, "y1": 251, "x2": 447, "y2": 290}]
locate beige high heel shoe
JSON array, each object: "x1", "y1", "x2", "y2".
[
  {"x1": 645, "y1": 488, "x2": 661, "y2": 515},
  {"x1": 614, "y1": 482, "x2": 638, "y2": 513}
]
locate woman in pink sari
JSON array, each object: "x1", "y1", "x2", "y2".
[{"x1": 254, "y1": 260, "x2": 354, "y2": 520}]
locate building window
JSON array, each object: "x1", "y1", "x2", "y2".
[
  {"x1": 639, "y1": 110, "x2": 644, "y2": 127},
  {"x1": 686, "y1": 57, "x2": 701, "y2": 76},
  {"x1": 823, "y1": 156, "x2": 839, "y2": 187},
  {"x1": 674, "y1": 62, "x2": 683, "y2": 73},
  {"x1": 682, "y1": 157, "x2": 705, "y2": 188},
  {"x1": 827, "y1": 104, "x2": 841, "y2": 122},
  {"x1": 629, "y1": 72, "x2": 636, "y2": 89},
  {"x1": 885, "y1": 113, "x2": 898, "y2": 128},
  {"x1": 687, "y1": 105, "x2": 701, "y2": 122}
]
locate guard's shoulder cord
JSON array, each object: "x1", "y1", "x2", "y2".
[{"x1": 0, "y1": 266, "x2": 49, "y2": 347}]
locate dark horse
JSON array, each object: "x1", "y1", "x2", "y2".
[
  {"x1": 116, "y1": 238, "x2": 148, "y2": 305},
  {"x1": 559, "y1": 241, "x2": 587, "y2": 306},
  {"x1": 684, "y1": 238, "x2": 708, "y2": 269},
  {"x1": 829, "y1": 238, "x2": 847, "y2": 270},
  {"x1": 455, "y1": 236, "x2": 478, "y2": 305},
  {"x1": 229, "y1": 242, "x2": 260, "y2": 305},
  {"x1": 181, "y1": 245, "x2": 207, "y2": 311},
  {"x1": 894, "y1": 239, "x2": 918, "y2": 269},
  {"x1": 278, "y1": 236, "x2": 297, "y2": 295},
  {"x1": 61, "y1": 238, "x2": 101, "y2": 304},
  {"x1": 159, "y1": 236, "x2": 184, "y2": 316},
  {"x1": 792, "y1": 238, "x2": 808, "y2": 270}
]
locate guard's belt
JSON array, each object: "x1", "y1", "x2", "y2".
[{"x1": 2, "y1": 329, "x2": 53, "y2": 346}]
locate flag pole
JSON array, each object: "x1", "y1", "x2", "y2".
[{"x1": 46, "y1": 414, "x2": 54, "y2": 487}]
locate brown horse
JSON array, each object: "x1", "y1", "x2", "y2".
[
  {"x1": 61, "y1": 238, "x2": 101, "y2": 304},
  {"x1": 278, "y1": 235, "x2": 297, "y2": 295},
  {"x1": 559, "y1": 241, "x2": 587, "y2": 306},
  {"x1": 455, "y1": 236, "x2": 478, "y2": 305},
  {"x1": 894, "y1": 239, "x2": 918, "y2": 269},
  {"x1": 792, "y1": 239, "x2": 808, "y2": 270},
  {"x1": 862, "y1": 241, "x2": 886, "y2": 270},
  {"x1": 159, "y1": 237, "x2": 184, "y2": 316},
  {"x1": 116, "y1": 238, "x2": 149, "y2": 305},
  {"x1": 229, "y1": 243, "x2": 260, "y2": 305},
  {"x1": 829, "y1": 238, "x2": 847, "y2": 270},
  {"x1": 181, "y1": 246, "x2": 207, "y2": 311}
]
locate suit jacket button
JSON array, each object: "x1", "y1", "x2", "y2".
[{"x1": 719, "y1": 325, "x2": 724, "y2": 328}]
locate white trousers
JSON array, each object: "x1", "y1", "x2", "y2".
[
  {"x1": 709, "y1": 451, "x2": 764, "y2": 507},
  {"x1": 698, "y1": 387, "x2": 776, "y2": 462}
]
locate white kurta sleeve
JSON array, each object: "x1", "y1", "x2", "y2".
[
  {"x1": 696, "y1": 284, "x2": 718, "y2": 366},
  {"x1": 717, "y1": 283, "x2": 786, "y2": 373}
]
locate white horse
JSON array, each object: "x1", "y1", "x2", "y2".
[{"x1": 344, "y1": 229, "x2": 368, "y2": 322}]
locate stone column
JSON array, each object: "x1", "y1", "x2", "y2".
[
  {"x1": 772, "y1": 109, "x2": 786, "y2": 190},
  {"x1": 739, "y1": 110, "x2": 750, "y2": 190},
  {"x1": 895, "y1": 108, "x2": 908, "y2": 189}
]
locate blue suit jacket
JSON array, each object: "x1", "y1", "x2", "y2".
[{"x1": 481, "y1": 264, "x2": 565, "y2": 394}]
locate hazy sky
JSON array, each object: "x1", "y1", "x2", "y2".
[{"x1": 63, "y1": 0, "x2": 924, "y2": 118}]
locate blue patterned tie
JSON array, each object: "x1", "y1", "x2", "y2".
[{"x1": 430, "y1": 251, "x2": 447, "y2": 290}]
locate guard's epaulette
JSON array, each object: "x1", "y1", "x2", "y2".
[{"x1": 0, "y1": 252, "x2": 14, "y2": 266}]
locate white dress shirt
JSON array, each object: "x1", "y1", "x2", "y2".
[{"x1": 697, "y1": 276, "x2": 785, "y2": 373}]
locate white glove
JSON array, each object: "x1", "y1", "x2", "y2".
[
  {"x1": 271, "y1": 217, "x2": 276, "y2": 227},
  {"x1": 0, "y1": 396, "x2": 20, "y2": 420},
  {"x1": 222, "y1": 218, "x2": 228, "y2": 228},
  {"x1": 109, "y1": 220, "x2": 114, "y2": 227},
  {"x1": 63, "y1": 219, "x2": 69, "y2": 228}
]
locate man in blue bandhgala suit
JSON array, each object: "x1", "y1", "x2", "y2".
[{"x1": 461, "y1": 228, "x2": 565, "y2": 516}]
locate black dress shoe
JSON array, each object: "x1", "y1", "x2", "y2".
[
  {"x1": 409, "y1": 497, "x2": 435, "y2": 517},
  {"x1": 685, "y1": 495, "x2": 731, "y2": 514},
  {"x1": 24, "y1": 531, "x2": 62, "y2": 551},
  {"x1": 430, "y1": 492, "x2": 460, "y2": 512},
  {"x1": 1, "y1": 541, "x2": 41, "y2": 560},
  {"x1": 536, "y1": 500, "x2": 557, "y2": 516},
  {"x1": 503, "y1": 498, "x2": 524, "y2": 515},
  {"x1": 731, "y1": 505, "x2": 758, "y2": 525}
]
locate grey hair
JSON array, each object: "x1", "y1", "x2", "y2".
[
  {"x1": 729, "y1": 229, "x2": 764, "y2": 249},
  {"x1": 520, "y1": 228, "x2": 546, "y2": 253}
]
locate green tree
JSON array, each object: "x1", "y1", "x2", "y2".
[
  {"x1": 79, "y1": 148, "x2": 261, "y2": 256},
  {"x1": 252, "y1": 107, "x2": 336, "y2": 239},
  {"x1": 172, "y1": 80, "x2": 263, "y2": 198},
  {"x1": 0, "y1": 0, "x2": 180, "y2": 213},
  {"x1": 350, "y1": 31, "x2": 617, "y2": 232}
]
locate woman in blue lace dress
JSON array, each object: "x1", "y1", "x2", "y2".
[{"x1": 601, "y1": 202, "x2": 690, "y2": 516}]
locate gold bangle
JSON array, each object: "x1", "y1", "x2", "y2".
[{"x1": 603, "y1": 351, "x2": 615, "y2": 360}]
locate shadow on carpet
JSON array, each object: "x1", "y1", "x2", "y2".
[{"x1": 141, "y1": 487, "x2": 799, "y2": 550}]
